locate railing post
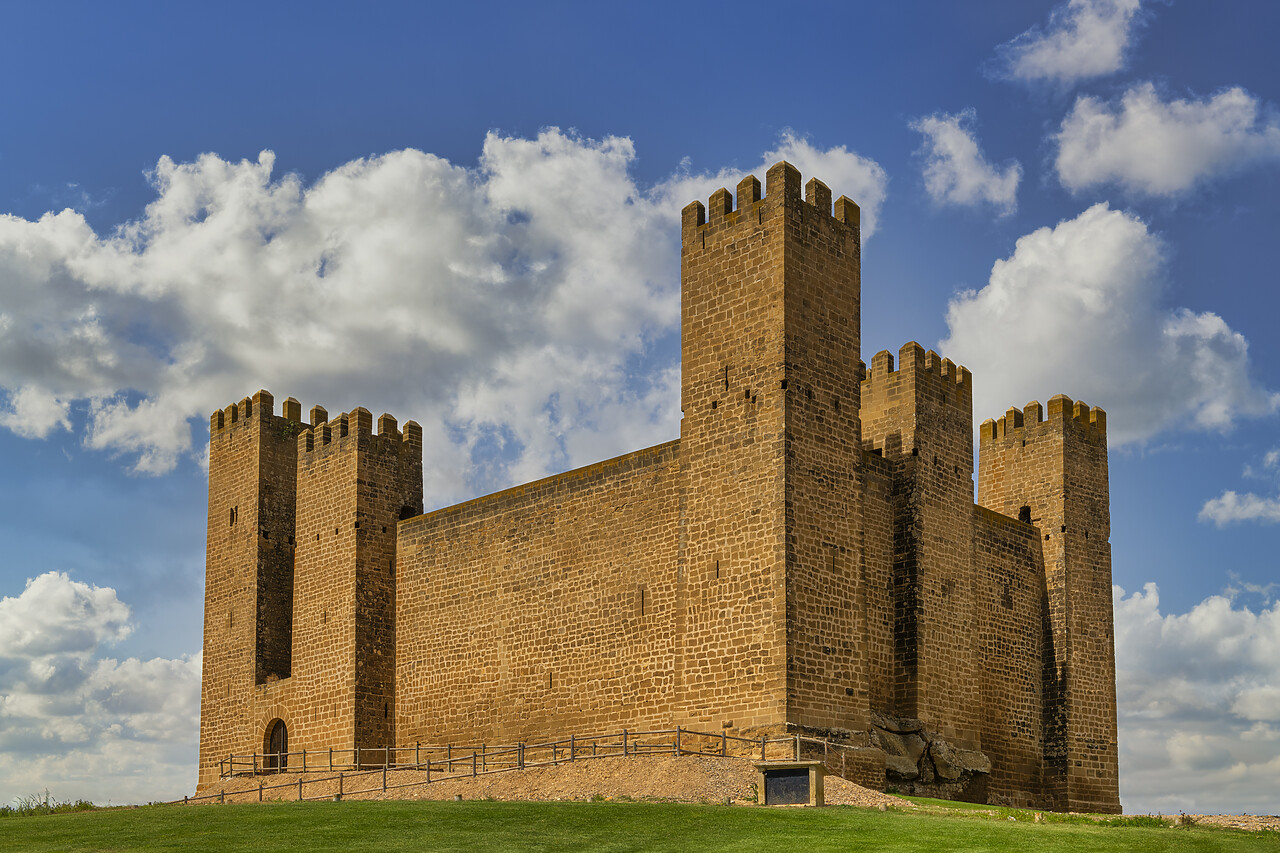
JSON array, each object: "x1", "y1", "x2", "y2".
[
  {"x1": 258, "y1": 781, "x2": 263, "y2": 802},
  {"x1": 519, "y1": 743, "x2": 525, "y2": 769},
  {"x1": 302, "y1": 749, "x2": 307, "y2": 773},
  {"x1": 298, "y1": 777, "x2": 303, "y2": 801},
  {"x1": 570, "y1": 735, "x2": 575, "y2": 762},
  {"x1": 339, "y1": 773, "x2": 343, "y2": 800},
  {"x1": 329, "y1": 747, "x2": 333, "y2": 771},
  {"x1": 383, "y1": 766, "x2": 387, "y2": 792},
  {"x1": 795, "y1": 733, "x2": 800, "y2": 761},
  {"x1": 472, "y1": 751, "x2": 477, "y2": 777},
  {"x1": 219, "y1": 790, "x2": 224, "y2": 804},
  {"x1": 722, "y1": 731, "x2": 727, "y2": 757},
  {"x1": 415, "y1": 742, "x2": 420, "y2": 768},
  {"x1": 426, "y1": 758, "x2": 431, "y2": 783},
  {"x1": 623, "y1": 729, "x2": 628, "y2": 757},
  {"x1": 253, "y1": 752, "x2": 258, "y2": 775},
  {"x1": 675, "y1": 727, "x2": 681, "y2": 756},
  {"x1": 482, "y1": 743, "x2": 487, "y2": 773}
]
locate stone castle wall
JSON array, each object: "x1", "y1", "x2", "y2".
[
  {"x1": 198, "y1": 162, "x2": 1120, "y2": 812},
  {"x1": 396, "y1": 441, "x2": 682, "y2": 743}
]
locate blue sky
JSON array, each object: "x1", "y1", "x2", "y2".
[{"x1": 0, "y1": 0, "x2": 1277, "y2": 814}]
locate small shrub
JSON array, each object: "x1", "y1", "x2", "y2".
[{"x1": 0, "y1": 790, "x2": 95, "y2": 818}]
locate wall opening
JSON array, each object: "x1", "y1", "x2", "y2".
[
  {"x1": 1018, "y1": 505, "x2": 1032, "y2": 524},
  {"x1": 229, "y1": 506, "x2": 238, "y2": 526},
  {"x1": 264, "y1": 719, "x2": 288, "y2": 771}
]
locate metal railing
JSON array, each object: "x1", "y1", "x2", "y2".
[{"x1": 183, "y1": 728, "x2": 874, "y2": 805}]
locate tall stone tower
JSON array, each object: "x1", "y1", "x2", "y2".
[
  {"x1": 200, "y1": 390, "x2": 302, "y2": 785},
  {"x1": 198, "y1": 393, "x2": 420, "y2": 787},
  {"x1": 862, "y1": 344, "x2": 979, "y2": 749},
  {"x1": 674, "y1": 162, "x2": 868, "y2": 734},
  {"x1": 978, "y1": 396, "x2": 1119, "y2": 813},
  {"x1": 291, "y1": 407, "x2": 423, "y2": 759}
]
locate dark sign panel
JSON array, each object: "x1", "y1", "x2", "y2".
[{"x1": 764, "y1": 768, "x2": 810, "y2": 805}]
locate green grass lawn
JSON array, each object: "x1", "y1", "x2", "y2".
[{"x1": 0, "y1": 799, "x2": 1273, "y2": 853}]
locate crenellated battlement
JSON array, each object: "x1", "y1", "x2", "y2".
[
  {"x1": 979, "y1": 394, "x2": 1106, "y2": 446},
  {"x1": 861, "y1": 342, "x2": 971, "y2": 408},
  {"x1": 680, "y1": 161, "x2": 860, "y2": 241},
  {"x1": 209, "y1": 390, "x2": 303, "y2": 433},
  {"x1": 295, "y1": 405, "x2": 422, "y2": 457}
]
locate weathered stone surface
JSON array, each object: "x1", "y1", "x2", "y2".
[
  {"x1": 929, "y1": 741, "x2": 963, "y2": 781},
  {"x1": 956, "y1": 749, "x2": 992, "y2": 775},
  {"x1": 885, "y1": 754, "x2": 920, "y2": 780},
  {"x1": 870, "y1": 711, "x2": 925, "y2": 734}
]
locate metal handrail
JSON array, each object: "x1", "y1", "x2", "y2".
[
  {"x1": 217, "y1": 726, "x2": 852, "y2": 781},
  {"x1": 187, "y1": 728, "x2": 875, "y2": 805}
]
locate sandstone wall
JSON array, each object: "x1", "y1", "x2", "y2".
[
  {"x1": 395, "y1": 442, "x2": 682, "y2": 744},
  {"x1": 861, "y1": 450, "x2": 896, "y2": 713},
  {"x1": 972, "y1": 505, "x2": 1047, "y2": 806}
]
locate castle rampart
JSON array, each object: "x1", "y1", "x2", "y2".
[{"x1": 199, "y1": 162, "x2": 1121, "y2": 811}]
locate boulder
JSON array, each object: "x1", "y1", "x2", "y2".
[
  {"x1": 956, "y1": 748, "x2": 991, "y2": 775},
  {"x1": 885, "y1": 753, "x2": 920, "y2": 780},
  {"x1": 927, "y1": 740, "x2": 992, "y2": 780},
  {"x1": 902, "y1": 732, "x2": 927, "y2": 766},
  {"x1": 929, "y1": 740, "x2": 963, "y2": 780}
]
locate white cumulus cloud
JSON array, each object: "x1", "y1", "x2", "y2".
[
  {"x1": 910, "y1": 110, "x2": 1020, "y2": 215},
  {"x1": 0, "y1": 385, "x2": 71, "y2": 439},
  {"x1": 0, "y1": 572, "x2": 200, "y2": 805},
  {"x1": 0, "y1": 130, "x2": 888, "y2": 505},
  {"x1": 992, "y1": 0, "x2": 1143, "y2": 87},
  {"x1": 1200, "y1": 447, "x2": 1280, "y2": 527},
  {"x1": 941, "y1": 203, "x2": 1278, "y2": 444},
  {"x1": 1056, "y1": 83, "x2": 1280, "y2": 196},
  {"x1": 1199, "y1": 491, "x2": 1280, "y2": 527},
  {"x1": 1114, "y1": 582, "x2": 1280, "y2": 814}
]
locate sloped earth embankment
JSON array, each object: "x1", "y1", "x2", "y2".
[{"x1": 195, "y1": 754, "x2": 909, "y2": 808}]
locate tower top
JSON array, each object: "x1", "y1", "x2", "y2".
[{"x1": 680, "y1": 161, "x2": 860, "y2": 237}]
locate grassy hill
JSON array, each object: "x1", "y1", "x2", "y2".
[{"x1": 1, "y1": 798, "x2": 1274, "y2": 852}]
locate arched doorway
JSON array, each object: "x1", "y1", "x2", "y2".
[{"x1": 264, "y1": 719, "x2": 288, "y2": 772}]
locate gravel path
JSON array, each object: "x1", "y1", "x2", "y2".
[{"x1": 1182, "y1": 814, "x2": 1280, "y2": 832}]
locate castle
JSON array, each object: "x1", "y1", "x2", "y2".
[{"x1": 198, "y1": 162, "x2": 1120, "y2": 812}]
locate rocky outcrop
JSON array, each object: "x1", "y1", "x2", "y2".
[{"x1": 870, "y1": 711, "x2": 990, "y2": 800}]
